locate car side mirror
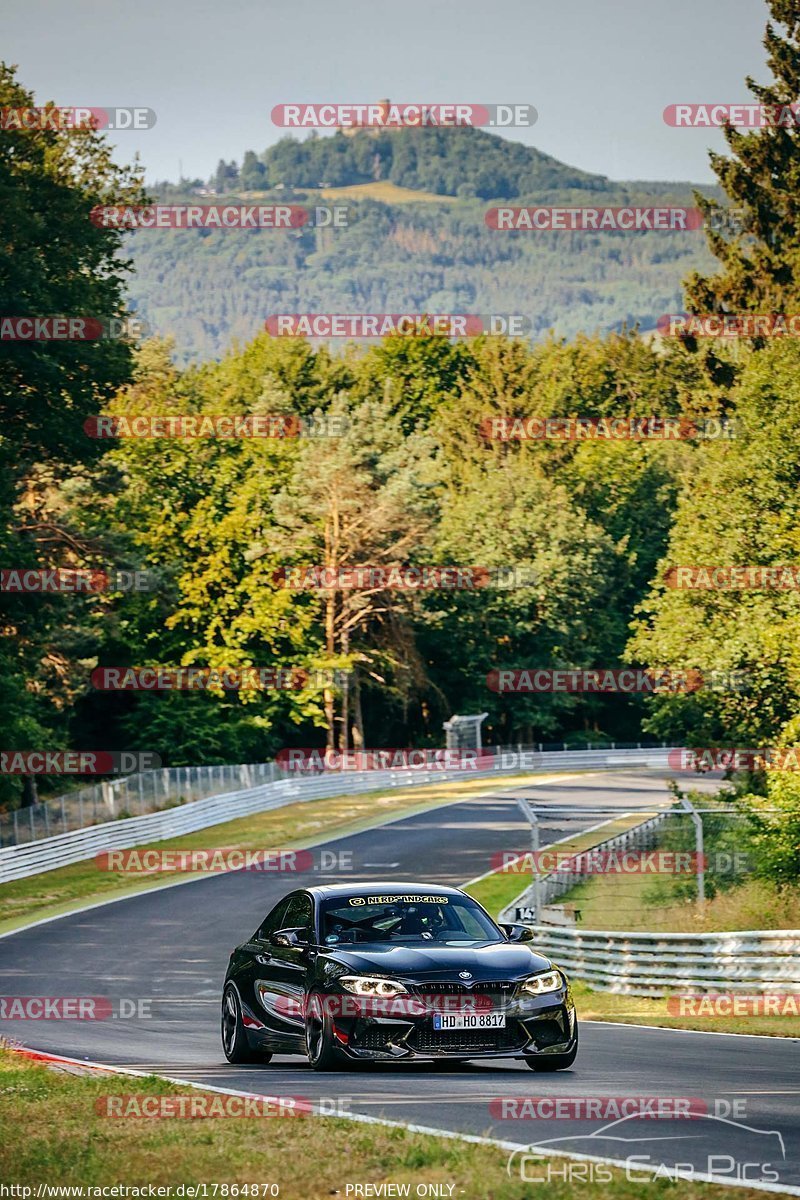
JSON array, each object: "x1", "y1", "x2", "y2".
[
  {"x1": 500, "y1": 922, "x2": 535, "y2": 943},
  {"x1": 271, "y1": 926, "x2": 312, "y2": 948}
]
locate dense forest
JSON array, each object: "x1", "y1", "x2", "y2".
[
  {"x1": 2, "y1": 0, "x2": 800, "y2": 882},
  {"x1": 135, "y1": 128, "x2": 719, "y2": 363}
]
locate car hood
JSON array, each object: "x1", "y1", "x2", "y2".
[{"x1": 322, "y1": 941, "x2": 553, "y2": 982}]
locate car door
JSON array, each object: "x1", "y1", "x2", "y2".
[
  {"x1": 255, "y1": 890, "x2": 315, "y2": 1050},
  {"x1": 232, "y1": 895, "x2": 292, "y2": 1045}
]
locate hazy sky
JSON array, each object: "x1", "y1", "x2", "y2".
[{"x1": 3, "y1": 0, "x2": 770, "y2": 185}]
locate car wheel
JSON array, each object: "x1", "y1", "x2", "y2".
[
  {"x1": 221, "y1": 985, "x2": 272, "y2": 1064},
  {"x1": 305, "y1": 989, "x2": 348, "y2": 1071},
  {"x1": 524, "y1": 1021, "x2": 578, "y2": 1071}
]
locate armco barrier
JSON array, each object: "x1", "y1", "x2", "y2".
[
  {"x1": 0, "y1": 746, "x2": 676, "y2": 883},
  {"x1": 523, "y1": 925, "x2": 800, "y2": 997}
]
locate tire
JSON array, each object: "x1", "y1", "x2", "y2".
[
  {"x1": 305, "y1": 989, "x2": 349, "y2": 1071},
  {"x1": 524, "y1": 1020, "x2": 578, "y2": 1072},
  {"x1": 221, "y1": 985, "x2": 272, "y2": 1064}
]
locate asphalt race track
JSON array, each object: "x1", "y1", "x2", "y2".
[{"x1": 2, "y1": 771, "x2": 799, "y2": 1191}]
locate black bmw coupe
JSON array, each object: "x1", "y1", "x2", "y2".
[{"x1": 221, "y1": 881, "x2": 578, "y2": 1071}]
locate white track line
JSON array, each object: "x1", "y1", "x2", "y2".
[{"x1": 583, "y1": 1019, "x2": 800, "y2": 1042}]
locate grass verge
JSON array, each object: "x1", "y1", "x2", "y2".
[
  {"x1": 556, "y1": 870, "x2": 800, "y2": 933},
  {"x1": 0, "y1": 772, "x2": 556, "y2": 936},
  {"x1": 0, "y1": 1048, "x2": 772, "y2": 1199},
  {"x1": 574, "y1": 982, "x2": 800, "y2": 1038}
]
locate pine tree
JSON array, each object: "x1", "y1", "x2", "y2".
[{"x1": 684, "y1": 0, "x2": 800, "y2": 315}]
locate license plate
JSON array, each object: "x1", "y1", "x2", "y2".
[{"x1": 432, "y1": 1012, "x2": 506, "y2": 1030}]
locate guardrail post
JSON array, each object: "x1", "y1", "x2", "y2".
[
  {"x1": 680, "y1": 795, "x2": 705, "y2": 906},
  {"x1": 102, "y1": 780, "x2": 115, "y2": 818},
  {"x1": 516, "y1": 797, "x2": 542, "y2": 921}
]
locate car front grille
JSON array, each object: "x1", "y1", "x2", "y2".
[
  {"x1": 408, "y1": 1024, "x2": 524, "y2": 1054},
  {"x1": 414, "y1": 981, "x2": 516, "y2": 995},
  {"x1": 356, "y1": 1024, "x2": 406, "y2": 1051}
]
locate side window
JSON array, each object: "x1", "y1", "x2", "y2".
[
  {"x1": 281, "y1": 892, "x2": 314, "y2": 933},
  {"x1": 257, "y1": 898, "x2": 290, "y2": 941}
]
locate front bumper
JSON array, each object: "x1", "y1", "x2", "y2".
[{"x1": 328, "y1": 984, "x2": 576, "y2": 1061}]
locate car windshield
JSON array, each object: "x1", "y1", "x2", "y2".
[{"x1": 319, "y1": 893, "x2": 502, "y2": 946}]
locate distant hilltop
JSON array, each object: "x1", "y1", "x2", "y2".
[{"x1": 261, "y1": 124, "x2": 610, "y2": 199}]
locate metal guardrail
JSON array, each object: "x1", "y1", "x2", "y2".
[
  {"x1": 0, "y1": 746, "x2": 676, "y2": 884},
  {"x1": 0, "y1": 742, "x2": 670, "y2": 849},
  {"x1": 524, "y1": 926, "x2": 800, "y2": 996}
]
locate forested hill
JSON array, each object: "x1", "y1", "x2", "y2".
[
  {"x1": 134, "y1": 127, "x2": 718, "y2": 363},
  {"x1": 207, "y1": 126, "x2": 612, "y2": 198}
]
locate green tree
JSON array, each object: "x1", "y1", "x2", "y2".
[
  {"x1": 0, "y1": 63, "x2": 144, "y2": 803},
  {"x1": 685, "y1": 0, "x2": 800, "y2": 316},
  {"x1": 629, "y1": 340, "x2": 800, "y2": 747},
  {"x1": 269, "y1": 393, "x2": 439, "y2": 749}
]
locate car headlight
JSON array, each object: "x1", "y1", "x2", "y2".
[
  {"x1": 518, "y1": 969, "x2": 563, "y2": 996},
  {"x1": 339, "y1": 975, "x2": 408, "y2": 997}
]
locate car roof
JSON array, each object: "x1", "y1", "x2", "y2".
[{"x1": 305, "y1": 882, "x2": 467, "y2": 899}]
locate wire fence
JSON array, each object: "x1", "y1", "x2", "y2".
[
  {"x1": 500, "y1": 806, "x2": 758, "y2": 932},
  {"x1": 0, "y1": 762, "x2": 280, "y2": 848}
]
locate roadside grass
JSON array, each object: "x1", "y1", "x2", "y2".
[
  {"x1": 573, "y1": 982, "x2": 800, "y2": 1038},
  {"x1": 463, "y1": 813, "x2": 649, "y2": 917},
  {"x1": 0, "y1": 1048, "x2": 772, "y2": 1199},
  {"x1": 556, "y1": 868, "x2": 800, "y2": 933},
  {"x1": 0, "y1": 771, "x2": 557, "y2": 936}
]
